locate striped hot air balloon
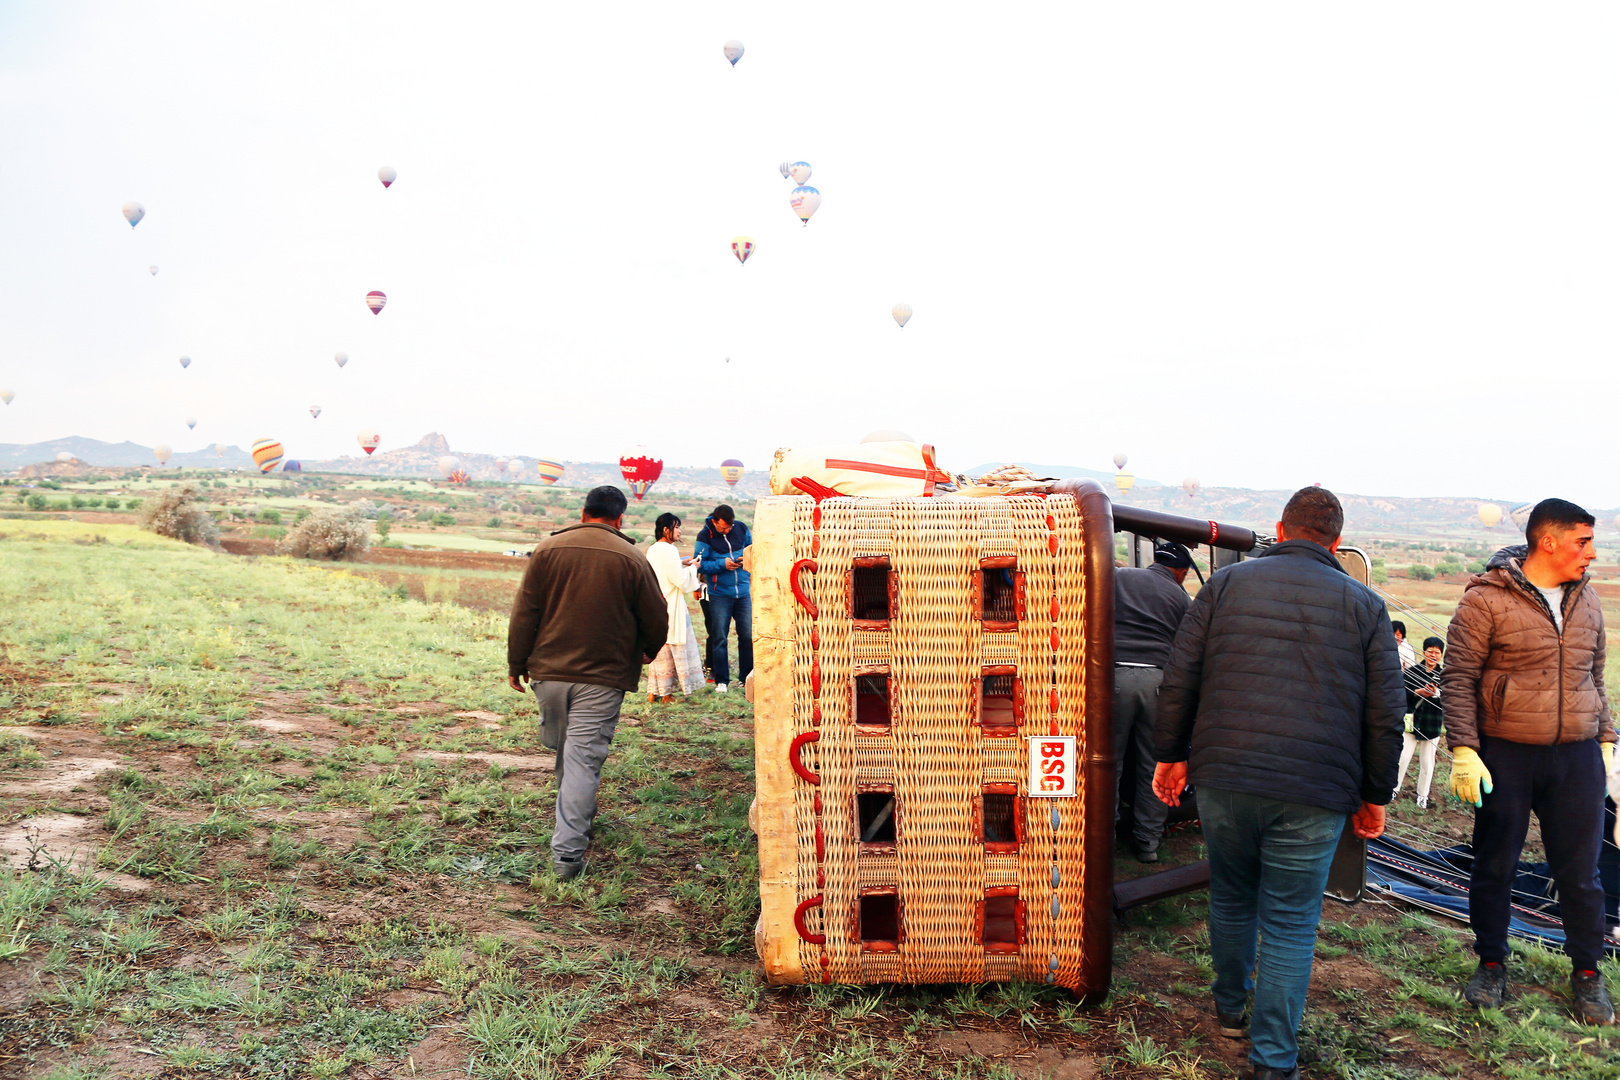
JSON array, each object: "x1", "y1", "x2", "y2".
[
  {"x1": 619, "y1": 447, "x2": 663, "y2": 501},
  {"x1": 720, "y1": 459, "x2": 744, "y2": 487},
  {"x1": 251, "y1": 438, "x2": 285, "y2": 474},
  {"x1": 731, "y1": 236, "x2": 754, "y2": 265},
  {"x1": 365, "y1": 291, "x2": 387, "y2": 315},
  {"x1": 535, "y1": 460, "x2": 565, "y2": 485},
  {"x1": 891, "y1": 303, "x2": 912, "y2": 328}
]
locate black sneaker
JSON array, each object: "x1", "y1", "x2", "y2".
[
  {"x1": 1572, "y1": 969, "x2": 1616, "y2": 1025},
  {"x1": 553, "y1": 857, "x2": 587, "y2": 882},
  {"x1": 1462, "y1": 961, "x2": 1507, "y2": 1008},
  {"x1": 1217, "y1": 1011, "x2": 1248, "y2": 1038},
  {"x1": 1249, "y1": 1067, "x2": 1300, "y2": 1080},
  {"x1": 1132, "y1": 843, "x2": 1160, "y2": 864}
]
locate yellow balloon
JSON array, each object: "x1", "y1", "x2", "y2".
[
  {"x1": 1114, "y1": 472, "x2": 1136, "y2": 494},
  {"x1": 1477, "y1": 503, "x2": 1503, "y2": 528}
]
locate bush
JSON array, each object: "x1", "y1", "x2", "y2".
[
  {"x1": 1408, "y1": 564, "x2": 1435, "y2": 581},
  {"x1": 487, "y1": 516, "x2": 503, "y2": 528},
  {"x1": 1371, "y1": 566, "x2": 1389, "y2": 585},
  {"x1": 137, "y1": 484, "x2": 220, "y2": 547},
  {"x1": 258, "y1": 508, "x2": 282, "y2": 525},
  {"x1": 125, "y1": 498, "x2": 141, "y2": 511},
  {"x1": 431, "y1": 512, "x2": 456, "y2": 528},
  {"x1": 69, "y1": 495, "x2": 86, "y2": 509},
  {"x1": 276, "y1": 507, "x2": 370, "y2": 560},
  {"x1": 1468, "y1": 559, "x2": 1488, "y2": 574},
  {"x1": 293, "y1": 507, "x2": 311, "y2": 525},
  {"x1": 87, "y1": 497, "x2": 103, "y2": 508},
  {"x1": 375, "y1": 513, "x2": 392, "y2": 540},
  {"x1": 1435, "y1": 562, "x2": 1464, "y2": 576},
  {"x1": 25, "y1": 494, "x2": 47, "y2": 511}
]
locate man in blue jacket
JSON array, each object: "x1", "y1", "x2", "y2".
[
  {"x1": 694, "y1": 504, "x2": 751, "y2": 694},
  {"x1": 1152, "y1": 486, "x2": 1405, "y2": 1080}
]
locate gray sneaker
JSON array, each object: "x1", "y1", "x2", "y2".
[
  {"x1": 1572, "y1": 969, "x2": 1616, "y2": 1025},
  {"x1": 553, "y1": 857, "x2": 586, "y2": 882},
  {"x1": 1463, "y1": 961, "x2": 1507, "y2": 1008}
]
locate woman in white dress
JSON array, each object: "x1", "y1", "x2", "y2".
[{"x1": 646, "y1": 513, "x2": 704, "y2": 702}]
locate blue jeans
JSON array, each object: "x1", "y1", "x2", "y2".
[
  {"x1": 1200, "y1": 787, "x2": 1346, "y2": 1071},
  {"x1": 707, "y1": 592, "x2": 752, "y2": 686}
]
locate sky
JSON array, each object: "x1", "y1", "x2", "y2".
[{"x1": 1, "y1": 4, "x2": 1617, "y2": 504}]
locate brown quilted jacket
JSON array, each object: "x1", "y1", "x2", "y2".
[{"x1": 1441, "y1": 550, "x2": 1614, "y2": 749}]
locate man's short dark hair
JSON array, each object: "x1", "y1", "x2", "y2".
[
  {"x1": 712, "y1": 504, "x2": 735, "y2": 524},
  {"x1": 1526, "y1": 498, "x2": 1595, "y2": 549},
  {"x1": 583, "y1": 486, "x2": 628, "y2": 520},
  {"x1": 1280, "y1": 486, "x2": 1344, "y2": 547},
  {"x1": 654, "y1": 512, "x2": 681, "y2": 541},
  {"x1": 1391, "y1": 621, "x2": 1406, "y2": 638},
  {"x1": 1423, "y1": 636, "x2": 1444, "y2": 653}
]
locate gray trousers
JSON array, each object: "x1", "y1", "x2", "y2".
[
  {"x1": 1114, "y1": 664, "x2": 1171, "y2": 849},
  {"x1": 533, "y1": 681, "x2": 624, "y2": 867}
]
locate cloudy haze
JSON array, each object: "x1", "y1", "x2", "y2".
[{"x1": 1, "y1": 4, "x2": 1616, "y2": 503}]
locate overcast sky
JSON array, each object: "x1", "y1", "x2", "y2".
[{"x1": 1, "y1": 4, "x2": 1616, "y2": 503}]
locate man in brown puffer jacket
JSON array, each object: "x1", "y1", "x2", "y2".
[{"x1": 1442, "y1": 498, "x2": 1616, "y2": 1022}]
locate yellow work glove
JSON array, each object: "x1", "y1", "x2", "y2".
[{"x1": 1449, "y1": 746, "x2": 1493, "y2": 808}]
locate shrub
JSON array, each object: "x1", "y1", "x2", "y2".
[
  {"x1": 69, "y1": 495, "x2": 86, "y2": 509},
  {"x1": 1408, "y1": 565, "x2": 1435, "y2": 581},
  {"x1": 487, "y1": 516, "x2": 503, "y2": 528},
  {"x1": 294, "y1": 508, "x2": 311, "y2": 525},
  {"x1": 1371, "y1": 566, "x2": 1389, "y2": 585},
  {"x1": 25, "y1": 494, "x2": 47, "y2": 511},
  {"x1": 258, "y1": 508, "x2": 282, "y2": 525},
  {"x1": 431, "y1": 512, "x2": 456, "y2": 528},
  {"x1": 1435, "y1": 562, "x2": 1464, "y2": 576},
  {"x1": 1468, "y1": 559, "x2": 1488, "y2": 574},
  {"x1": 276, "y1": 507, "x2": 370, "y2": 561},
  {"x1": 137, "y1": 484, "x2": 220, "y2": 547},
  {"x1": 87, "y1": 497, "x2": 103, "y2": 508}
]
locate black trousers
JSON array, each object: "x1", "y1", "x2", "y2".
[{"x1": 1470, "y1": 735, "x2": 1605, "y2": 970}]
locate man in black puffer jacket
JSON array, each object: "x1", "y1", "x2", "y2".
[{"x1": 1152, "y1": 486, "x2": 1405, "y2": 1080}]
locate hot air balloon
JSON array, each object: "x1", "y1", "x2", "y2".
[
  {"x1": 1509, "y1": 503, "x2": 1534, "y2": 533},
  {"x1": 723, "y1": 40, "x2": 744, "y2": 65},
  {"x1": 892, "y1": 303, "x2": 912, "y2": 328},
  {"x1": 0, "y1": 389, "x2": 13, "y2": 405},
  {"x1": 1612, "y1": 514, "x2": 1620, "y2": 534},
  {"x1": 789, "y1": 185, "x2": 821, "y2": 226},
  {"x1": 1477, "y1": 503, "x2": 1503, "y2": 528},
  {"x1": 378, "y1": 165, "x2": 397, "y2": 188},
  {"x1": 184, "y1": 417, "x2": 197, "y2": 431},
  {"x1": 731, "y1": 236, "x2": 754, "y2": 265},
  {"x1": 437, "y1": 455, "x2": 460, "y2": 480},
  {"x1": 365, "y1": 291, "x2": 387, "y2": 315},
  {"x1": 861, "y1": 429, "x2": 915, "y2": 443},
  {"x1": 148, "y1": 266, "x2": 158, "y2": 276},
  {"x1": 251, "y1": 439, "x2": 285, "y2": 474},
  {"x1": 334, "y1": 352, "x2": 349, "y2": 368},
  {"x1": 507, "y1": 458, "x2": 524, "y2": 475},
  {"x1": 213, "y1": 442, "x2": 226, "y2": 457},
  {"x1": 1183, "y1": 477, "x2": 1200, "y2": 497},
  {"x1": 178, "y1": 356, "x2": 191, "y2": 370},
  {"x1": 789, "y1": 161, "x2": 812, "y2": 184},
  {"x1": 153, "y1": 444, "x2": 173, "y2": 466},
  {"x1": 536, "y1": 459, "x2": 565, "y2": 485},
  {"x1": 448, "y1": 468, "x2": 470, "y2": 486},
  {"x1": 309, "y1": 405, "x2": 322, "y2": 419},
  {"x1": 357, "y1": 429, "x2": 381, "y2": 455},
  {"x1": 720, "y1": 459, "x2": 744, "y2": 487},
  {"x1": 495, "y1": 458, "x2": 508, "y2": 474},
  {"x1": 55, "y1": 452, "x2": 73, "y2": 463},
  {"x1": 1114, "y1": 472, "x2": 1136, "y2": 494},
  {"x1": 619, "y1": 447, "x2": 663, "y2": 501},
  {"x1": 121, "y1": 202, "x2": 145, "y2": 228},
  {"x1": 284, "y1": 459, "x2": 303, "y2": 472},
  {"x1": 1112, "y1": 453, "x2": 1128, "y2": 471},
  {"x1": 778, "y1": 162, "x2": 791, "y2": 180}
]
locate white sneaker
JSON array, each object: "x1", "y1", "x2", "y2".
[
  {"x1": 1416, "y1": 795, "x2": 1428, "y2": 809},
  {"x1": 715, "y1": 683, "x2": 728, "y2": 694}
]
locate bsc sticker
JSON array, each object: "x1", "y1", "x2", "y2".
[{"x1": 1026, "y1": 736, "x2": 1078, "y2": 798}]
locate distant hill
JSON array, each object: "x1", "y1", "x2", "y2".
[{"x1": 0, "y1": 436, "x2": 256, "y2": 470}]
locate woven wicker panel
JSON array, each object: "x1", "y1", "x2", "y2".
[
  {"x1": 790, "y1": 500, "x2": 824, "y2": 982},
  {"x1": 1048, "y1": 495, "x2": 1090, "y2": 990},
  {"x1": 813, "y1": 503, "x2": 860, "y2": 983}
]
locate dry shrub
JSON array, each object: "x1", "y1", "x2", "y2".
[
  {"x1": 276, "y1": 506, "x2": 370, "y2": 561},
  {"x1": 136, "y1": 483, "x2": 220, "y2": 548}
]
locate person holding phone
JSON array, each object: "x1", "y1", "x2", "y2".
[{"x1": 694, "y1": 504, "x2": 752, "y2": 694}]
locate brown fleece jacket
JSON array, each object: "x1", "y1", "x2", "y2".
[
  {"x1": 1441, "y1": 550, "x2": 1614, "y2": 749},
  {"x1": 507, "y1": 522, "x2": 668, "y2": 692}
]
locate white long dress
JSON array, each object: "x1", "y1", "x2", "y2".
[{"x1": 647, "y1": 540, "x2": 703, "y2": 695}]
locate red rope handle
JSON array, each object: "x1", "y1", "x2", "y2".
[
  {"x1": 793, "y1": 896, "x2": 826, "y2": 944},
  {"x1": 789, "y1": 730, "x2": 821, "y2": 785},
  {"x1": 791, "y1": 559, "x2": 819, "y2": 618}
]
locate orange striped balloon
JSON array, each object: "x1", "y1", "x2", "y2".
[
  {"x1": 251, "y1": 438, "x2": 285, "y2": 474},
  {"x1": 535, "y1": 459, "x2": 565, "y2": 485}
]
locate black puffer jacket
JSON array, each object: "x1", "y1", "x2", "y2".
[{"x1": 1153, "y1": 539, "x2": 1407, "y2": 814}]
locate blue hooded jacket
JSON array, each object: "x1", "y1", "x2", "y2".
[{"x1": 695, "y1": 518, "x2": 751, "y2": 599}]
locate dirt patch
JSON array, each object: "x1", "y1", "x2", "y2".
[
  {"x1": 413, "y1": 751, "x2": 553, "y2": 772},
  {"x1": 403, "y1": 1029, "x2": 470, "y2": 1079},
  {"x1": 246, "y1": 717, "x2": 302, "y2": 733},
  {"x1": 931, "y1": 1031, "x2": 1099, "y2": 1079},
  {"x1": 0, "y1": 752, "x2": 122, "y2": 795},
  {"x1": 0, "y1": 814, "x2": 150, "y2": 892}
]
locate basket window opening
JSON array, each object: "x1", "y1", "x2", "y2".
[
  {"x1": 982, "y1": 792, "x2": 1017, "y2": 845},
  {"x1": 983, "y1": 893, "x2": 1019, "y2": 948},
  {"x1": 982, "y1": 674, "x2": 1017, "y2": 732},
  {"x1": 981, "y1": 568, "x2": 1019, "y2": 623},
  {"x1": 851, "y1": 564, "x2": 891, "y2": 622},
  {"x1": 860, "y1": 892, "x2": 900, "y2": 946},
  {"x1": 855, "y1": 674, "x2": 891, "y2": 730},
  {"x1": 857, "y1": 790, "x2": 897, "y2": 844}
]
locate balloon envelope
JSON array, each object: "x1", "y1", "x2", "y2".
[
  {"x1": 1477, "y1": 503, "x2": 1503, "y2": 528},
  {"x1": 357, "y1": 429, "x2": 382, "y2": 455},
  {"x1": 788, "y1": 161, "x2": 812, "y2": 184},
  {"x1": 720, "y1": 459, "x2": 744, "y2": 486},
  {"x1": 731, "y1": 236, "x2": 754, "y2": 265},
  {"x1": 251, "y1": 439, "x2": 285, "y2": 474},
  {"x1": 0, "y1": 389, "x2": 13, "y2": 405},
  {"x1": 619, "y1": 447, "x2": 663, "y2": 501},
  {"x1": 148, "y1": 266, "x2": 158, "y2": 276},
  {"x1": 892, "y1": 303, "x2": 912, "y2": 328},
  {"x1": 334, "y1": 352, "x2": 348, "y2": 368},
  {"x1": 723, "y1": 40, "x2": 744, "y2": 65},
  {"x1": 184, "y1": 417, "x2": 196, "y2": 430},
  {"x1": 178, "y1": 356, "x2": 191, "y2": 369},
  {"x1": 1114, "y1": 472, "x2": 1136, "y2": 494},
  {"x1": 1509, "y1": 503, "x2": 1534, "y2": 533},
  {"x1": 378, "y1": 165, "x2": 397, "y2": 188},
  {"x1": 153, "y1": 444, "x2": 172, "y2": 465},
  {"x1": 121, "y1": 201, "x2": 145, "y2": 228},
  {"x1": 1183, "y1": 477, "x2": 1199, "y2": 497},
  {"x1": 213, "y1": 443, "x2": 226, "y2": 457},
  {"x1": 861, "y1": 429, "x2": 914, "y2": 443},
  {"x1": 536, "y1": 459, "x2": 565, "y2": 484},
  {"x1": 778, "y1": 161, "x2": 791, "y2": 179},
  {"x1": 282, "y1": 460, "x2": 301, "y2": 472},
  {"x1": 1113, "y1": 453, "x2": 1128, "y2": 471},
  {"x1": 56, "y1": 451, "x2": 73, "y2": 463},
  {"x1": 365, "y1": 291, "x2": 387, "y2": 315},
  {"x1": 437, "y1": 455, "x2": 460, "y2": 479},
  {"x1": 494, "y1": 458, "x2": 508, "y2": 473},
  {"x1": 309, "y1": 405, "x2": 322, "y2": 419},
  {"x1": 789, "y1": 185, "x2": 821, "y2": 225}
]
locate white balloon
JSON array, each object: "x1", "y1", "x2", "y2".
[
  {"x1": 309, "y1": 405, "x2": 322, "y2": 419},
  {"x1": 55, "y1": 451, "x2": 72, "y2": 463},
  {"x1": 148, "y1": 265, "x2": 158, "y2": 276},
  {"x1": 722, "y1": 40, "x2": 744, "y2": 65},
  {"x1": 184, "y1": 417, "x2": 197, "y2": 430},
  {"x1": 0, "y1": 389, "x2": 13, "y2": 405},
  {"x1": 778, "y1": 161, "x2": 791, "y2": 180},
  {"x1": 121, "y1": 201, "x2": 145, "y2": 227},
  {"x1": 153, "y1": 443, "x2": 172, "y2": 465},
  {"x1": 334, "y1": 352, "x2": 349, "y2": 368},
  {"x1": 892, "y1": 303, "x2": 912, "y2": 328},
  {"x1": 1113, "y1": 453, "x2": 1128, "y2": 471},
  {"x1": 378, "y1": 165, "x2": 397, "y2": 188},
  {"x1": 788, "y1": 161, "x2": 812, "y2": 184},
  {"x1": 437, "y1": 455, "x2": 461, "y2": 479},
  {"x1": 789, "y1": 185, "x2": 821, "y2": 226}
]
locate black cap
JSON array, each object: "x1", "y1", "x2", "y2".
[{"x1": 1153, "y1": 541, "x2": 1193, "y2": 569}]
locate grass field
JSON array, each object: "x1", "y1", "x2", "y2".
[{"x1": 3, "y1": 520, "x2": 1620, "y2": 1078}]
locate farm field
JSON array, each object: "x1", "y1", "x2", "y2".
[{"x1": 3, "y1": 503, "x2": 1620, "y2": 1077}]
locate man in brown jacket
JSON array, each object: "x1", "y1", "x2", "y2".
[
  {"x1": 1442, "y1": 498, "x2": 1617, "y2": 1022},
  {"x1": 508, "y1": 485, "x2": 668, "y2": 881}
]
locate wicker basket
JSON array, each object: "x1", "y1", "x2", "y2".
[{"x1": 749, "y1": 483, "x2": 1116, "y2": 998}]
